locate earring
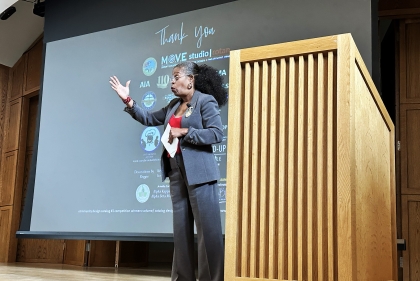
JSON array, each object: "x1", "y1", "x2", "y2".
[{"x1": 187, "y1": 83, "x2": 192, "y2": 89}]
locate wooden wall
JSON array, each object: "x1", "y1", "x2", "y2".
[{"x1": 399, "y1": 19, "x2": 420, "y2": 281}]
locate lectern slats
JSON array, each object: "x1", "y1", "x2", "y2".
[
  {"x1": 307, "y1": 54, "x2": 316, "y2": 281},
  {"x1": 297, "y1": 55, "x2": 308, "y2": 281},
  {"x1": 259, "y1": 60, "x2": 269, "y2": 278},
  {"x1": 317, "y1": 52, "x2": 327, "y2": 281},
  {"x1": 287, "y1": 56, "x2": 297, "y2": 280},
  {"x1": 327, "y1": 51, "x2": 336, "y2": 281},
  {"x1": 240, "y1": 63, "x2": 252, "y2": 277},
  {"x1": 249, "y1": 61, "x2": 261, "y2": 278},
  {"x1": 268, "y1": 59, "x2": 278, "y2": 280},
  {"x1": 277, "y1": 58, "x2": 288, "y2": 279}
]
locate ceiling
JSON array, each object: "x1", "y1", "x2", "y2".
[{"x1": 0, "y1": 0, "x2": 44, "y2": 67}]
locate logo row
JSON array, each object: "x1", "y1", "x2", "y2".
[{"x1": 142, "y1": 48, "x2": 230, "y2": 76}]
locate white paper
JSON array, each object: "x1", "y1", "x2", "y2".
[{"x1": 161, "y1": 124, "x2": 179, "y2": 158}]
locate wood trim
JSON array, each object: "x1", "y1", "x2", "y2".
[
  {"x1": 224, "y1": 49, "x2": 241, "y2": 281},
  {"x1": 336, "y1": 33, "x2": 355, "y2": 281},
  {"x1": 239, "y1": 35, "x2": 338, "y2": 63},
  {"x1": 354, "y1": 50, "x2": 394, "y2": 130},
  {"x1": 379, "y1": 8, "x2": 420, "y2": 19}
]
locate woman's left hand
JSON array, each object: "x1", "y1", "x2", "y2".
[{"x1": 168, "y1": 128, "x2": 188, "y2": 144}]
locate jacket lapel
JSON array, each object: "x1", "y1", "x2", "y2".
[
  {"x1": 164, "y1": 98, "x2": 181, "y2": 128},
  {"x1": 181, "y1": 90, "x2": 200, "y2": 128}
]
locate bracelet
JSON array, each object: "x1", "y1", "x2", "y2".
[{"x1": 122, "y1": 96, "x2": 132, "y2": 104}]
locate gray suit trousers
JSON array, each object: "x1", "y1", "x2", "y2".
[{"x1": 168, "y1": 154, "x2": 224, "y2": 281}]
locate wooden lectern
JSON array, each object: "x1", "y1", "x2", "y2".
[{"x1": 225, "y1": 34, "x2": 396, "y2": 281}]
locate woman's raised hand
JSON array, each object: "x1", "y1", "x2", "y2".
[{"x1": 109, "y1": 76, "x2": 131, "y2": 100}]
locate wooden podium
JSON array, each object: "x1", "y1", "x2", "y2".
[{"x1": 225, "y1": 34, "x2": 396, "y2": 281}]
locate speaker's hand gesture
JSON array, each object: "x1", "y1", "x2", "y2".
[{"x1": 109, "y1": 76, "x2": 130, "y2": 100}]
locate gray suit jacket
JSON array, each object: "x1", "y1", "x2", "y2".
[{"x1": 124, "y1": 90, "x2": 223, "y2": 186}]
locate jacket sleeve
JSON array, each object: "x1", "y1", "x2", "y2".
[
  {"x1": 124, "y1": 99, "x2": 175, "y2": 126},
  {"x1": 184, "y1": 96, "x2": 223, "y2": 145}
]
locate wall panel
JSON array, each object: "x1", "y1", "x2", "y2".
[
  {"x1": 0, "y1": 206, "x2": 12, "y2": 262},
  {"x1": 4, "y1": 98, "x2": 23, "y2": 153},
  {"x1": 0, "y1": 151, "x2": 18, "y2": 206},
  {"x1": 9, "y1": 57, "x2": 25, "y2": 102},
  {"x1": 24, "y1": 40, "x2": 43, "y2": 95}
]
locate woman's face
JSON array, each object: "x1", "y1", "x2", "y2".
[{"x1": 170, "y1": 67, "x2": 194, "y2": 97}]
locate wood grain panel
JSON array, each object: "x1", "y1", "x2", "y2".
[
  {"x1": 353, "y1": 65, "x2": 393, "y2": 280},
  {"x1": 24, "y1": 39, "x2": 43, "y2": 95},
  {"x1": 0, "y1": 206, "x2": 12, "y2": 262},
  {"x1": 402, "y1": 195, "x2": 420, "y2": 281},
  {"x1": 4, "y1": 98, "x2": 23, "y2": 153},
  {"x1": 405, "y1": 21, "x2": 420, "y2": 102},
  {"x1": 88, "y1": 241, "x2": 116, "y2": 267},
  {"x1": 16, "y1": 239, "x2": 64, "y2": 263},
  {"x1": 400, "y1": 104, "x2": 420, "y2": 195},
  {"x1": 0, "y1": 151, "x2": 18, "y2": 206},
  {"x1": 9, "y1": 56, "x2": 25, "y2": 102},
  {"x1": 63, "y1": 240, "x2": 86, "y2": 266}
]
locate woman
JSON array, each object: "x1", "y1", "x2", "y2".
[{"x1": 109, "y1": 61, "x2": 227, "y2": 281}]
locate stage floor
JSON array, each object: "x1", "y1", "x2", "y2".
[{"x1": 0, "y1": 262, "x2": 172, "y2": 280}]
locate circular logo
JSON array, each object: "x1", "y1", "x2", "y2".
[
  {"x1": 136, "y1": 184, "x2": 150, "y2": 203},
  {"x1": 143, "y1": 57, "x2": 157, "y2": 76},
  {"x1": 141, "y1": 91, "x2": 157, "y2": 110},
  {"x1": 140, "y1": 127, "x2": 160, "y2": 152}
]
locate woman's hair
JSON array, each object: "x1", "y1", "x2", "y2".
[{"x1": 175, "y1": 61, "x2": 228, "y2": 107}]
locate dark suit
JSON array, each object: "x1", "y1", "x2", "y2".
[{"x1": 125, "y1": 90, "x2": 224, "y2": 281}]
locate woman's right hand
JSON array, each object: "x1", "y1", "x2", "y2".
[{"x1": 109, "y1": 76, "x2": 131, "y2": 100}]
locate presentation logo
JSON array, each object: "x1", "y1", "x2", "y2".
[
  {"x1": 140, "y1": 127, "x2": 160, "y2": 152},
  {"x1": 139, "y1": 80, "x2": 151, "y2": 88},
  {"x1": 157, "y1": 75, "x2": 170, "y2": 89},
  {"x1": 164, "y1": 93, "x2": 176, "y2": 104},
  {"x1": 219, "y1": 187, "x2": 226, "y2": 203},
  {"x1": 161, "y1": 52, "x2": 187, "y2": 68},
  {"x1": 141, "y1": 91, "x2": 157, "y2": 110},
  {"x1": 143, "y1": 57, "x2": 157, "y2": 76},
  {"x1": 136, "y1": 184, "x2": 150, "y2": 203}
]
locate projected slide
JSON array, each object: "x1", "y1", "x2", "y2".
[{"x1": 29, "y1": 0, "x2": 372, "y2": 236}]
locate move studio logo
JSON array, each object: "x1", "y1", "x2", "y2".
[
  {"x1": 136, "y1": 184, "x2": 150, "y2": 203},
  {"x1": 143, "y1": 57, "x2": 157, "y2": 76},
  {"x1": 161, "y1": 52, "x2": 187, "y2": 69},
  {"x1": 140, "y1": 127, "x2": 160, "y2": 152},
  {"x1": 141, "y1": 91, "x2": 157, "y2": 110}
]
